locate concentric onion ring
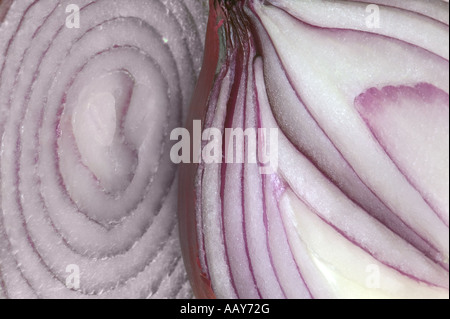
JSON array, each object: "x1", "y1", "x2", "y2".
[{"x1": 0, "y1": 0, "x2": 207, "y2": 298}]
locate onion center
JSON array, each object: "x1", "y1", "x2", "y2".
[
  {"x1": 76, "y1": 91, "x2": 117, "y2": 147},
  {"x1": 69, "y1": 70, "x2": 137, "y2": 194}
]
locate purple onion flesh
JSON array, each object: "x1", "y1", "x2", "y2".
[{"x1": 179, "y1": 0, "x2": 449, "y2": 299}]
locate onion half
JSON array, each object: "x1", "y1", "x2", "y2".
[
  {"x1": 179, "y1": 0, "x2": 449, "y2": 299},
  {"x1": 0, "y1": 0, "x2": 207, "y2": 298}
]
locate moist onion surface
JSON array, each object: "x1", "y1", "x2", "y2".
[
  {"x1": 0, "y1": 0, "x2": 207, "y2": 298},
  {"x1": 179, "y1": 0, "x2": 449, "y2": 299}
]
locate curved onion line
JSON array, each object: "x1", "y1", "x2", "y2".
[
  {"x1": 248, "y1": 4, "x2": 447, "y2": 264},
  {"x1": 0, "y1": 0, "x2": 207, "y2": 298},
  {"x1": 188, "y1": 0, "x2": 449, "y2": 299},
  {"x1": 250, "y1": 1, "x2": 448, "y2": 262}
]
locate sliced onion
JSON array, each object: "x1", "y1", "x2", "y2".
[
  {"x1": 180, "y1": 0, "x2": 449, "y2": 299},
  {"x1": 0, "y1": 0, "x2": 207, "y2": 298}
]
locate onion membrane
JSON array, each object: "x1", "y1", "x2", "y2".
[
  {"x1": 0, "y1": 0, "x2": 207, "y2": 298},
  {"x1": 179, "y1": 0, "x2": 449, "y2": 299}
]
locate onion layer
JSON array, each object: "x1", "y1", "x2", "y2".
[
  {"x1": 0, "y1": 0, "x2": 207, "y2": 298},
  {"x1": 180, "y1": 0, "x2": 449, "y2": 299}
]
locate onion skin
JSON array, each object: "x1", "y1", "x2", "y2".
[
  {"x1": 0, "y1": 0, "x2": 207, "y2": 299},
  {"x1": 179, "y1": 0, "x2": 223, "y2": 299},
  {"x1": 180, "y1": 0, "x2": 449, "y2": 299}
]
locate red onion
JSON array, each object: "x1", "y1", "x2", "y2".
[
  {"x1": 179, "y1": 0, "x2": 449, "y2": 299},
  {"x1": 0, "y1": 0, "x2": 207, "y2": 298}
]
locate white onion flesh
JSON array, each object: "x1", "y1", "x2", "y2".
[{"x1": 0, "y1": 0, "x2": 207, "y2": 299}]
